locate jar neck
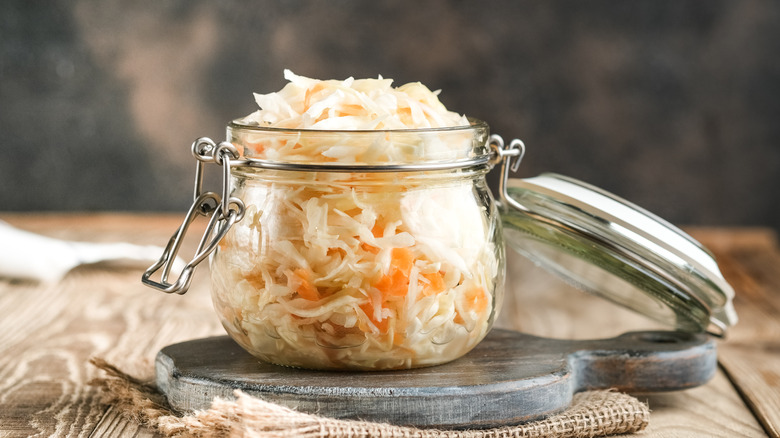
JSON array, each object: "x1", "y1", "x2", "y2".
[
  {"x1": 229, "y1": 165, "x2": 492, "y2": 187},
  {"x1": 226, "y1": 119, "x2": 491, "y2": 167}
]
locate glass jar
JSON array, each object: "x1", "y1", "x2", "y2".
[
  {"x1": 143, "y1": 119, "x2": 737, "y2": 371},
  {"x1": 209, "y1": 121, "x2": 503, "y2": 370}
]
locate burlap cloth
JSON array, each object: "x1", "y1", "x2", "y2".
[{"x1": 89, "y1": 358, "x2": 649, "y2": 438}]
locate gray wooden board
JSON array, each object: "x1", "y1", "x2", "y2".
[{"x1": 156, "y1": 329, "x2": 717, "y2": 428}]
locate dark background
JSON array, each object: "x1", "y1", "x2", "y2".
[{"x1": 2, "y1": 0, "x2": 779, "y2": 231}]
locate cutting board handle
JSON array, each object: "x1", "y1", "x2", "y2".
[{"x1": 564, "y1": 330, "x2": 717, "y2": 392}]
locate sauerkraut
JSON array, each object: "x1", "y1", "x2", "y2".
[
  {"x1": 210, "y1": 71, "x2": 502, "y2": 369},
  {"x1": 243, "y1": 69, "x2": 469, "y2": 131}
]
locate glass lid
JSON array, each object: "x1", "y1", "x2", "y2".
[{"x1": 500, "y1": 172, "x2": 737, "y2": 336}]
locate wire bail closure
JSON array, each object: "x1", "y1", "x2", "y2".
[
  {"x1": 142, "y1": 135, "x2": 526, "y2": 295},
  {"x1": 489, "y1": 134, "x2": 527, "y2": 212},
  {"x1": 142, "y1": 138, "x2": 245, "y2": 295}
]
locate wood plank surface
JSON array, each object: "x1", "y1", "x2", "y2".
[
  {"x1": 695, "y1": 227, "x2": 780, "y2": 438},
  {"x1": 0, "y1": 214, "x2": 222, "y2": 438},
  {"x1": 0, "y1": 214, "x2": 776, "y2": 437}
]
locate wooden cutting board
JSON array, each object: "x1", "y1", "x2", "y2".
[{"x1": 156, "y1": 329, "x2": 716, "y2": 428}]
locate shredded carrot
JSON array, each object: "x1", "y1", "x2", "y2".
[
  {"x1": 303, "y1": 88, "x2": 312, "y2": 112},
  {"x1": 360, "y1": 223, "x2": 385, "y2": 254},
  {"x1": 288, "y1": 268, "x2": 320, "y2": 301},
  {"x1": 453, "y1": 286, "x2": 489, "y2": 324},
  {"x1": 338, "y1": 104, "x2": 366, "y2": 116},
  {"x1": 218, "y1": 238, "x2": 229, "y2": 251},
  {"x1": 375, "y1": 269, "x2": 408, "y2": 297},
  {"x1": 398, "y1": 107, "x2": 413, "y2": 126},
  {"x1": 421, "y1": 272, "x2": 446, "y2": 296},
  {"x1": 360, "y1": 222, "x2": 385, "y2": 254},
  {"x1": 327, "y1": 248, "x2": 346, "y2": 258},
  {"x1": 361, "y1": 242, "x2": 380, "y2": 254},
  {"x1": 315, "y1": 110, "x2": 329, "y2": 123},
  {"x1": 359, "y1": 302, "x2": 389, "y2": 333},
  {"x1": 303, "y1": 83, "x2": 326, "y2": 112},
  {"x1": 465, "y1": 286, "x2": 488, "y2": 314},
  {"x1": 244, "y1": 141, "x2": 263, "y2": 155},
  {"x1": 391, "y1": 248, "x2": 414, "y2": 275},
  {"x1": 374, "y1": 248, "x2": 415, "y2": 297}
]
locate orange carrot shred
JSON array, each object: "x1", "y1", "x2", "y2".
[
  {"x1": 453, "y1": 313, "x2": 464, "y2": 324},
  {"x1": 391, "y1": 248, "x2": 414, "y2": 276},
  {"x1": 360, "y1": 223, "x2": 384, "y2": 254},
  {"x1": 361, "y1": 242, "x2": 380, "y2": 254},
  {"x1": 398, "y1": 107, "x2": 413, "y2": 126},
  {"x1": 421, "y1": 272, "x2": 446, "y2": 296},
  {"x1": 359, "y1": 302, "x2": 389, "y2": 333},
  {"x1": 245, "y1": 141, "x2": 264, "y2": 155},
  {"x1": 465, "y1": 286, "x2": 488, "y2": 313},
  {"x1": 290, "y1": 268, "x2": 319, "y2": 301},
  {"x1": 373, "y1": 248, "x2": 416, "y2": 298},
  {"x1": 375, "y1": 269, "x2": 408, "y2": 297}
]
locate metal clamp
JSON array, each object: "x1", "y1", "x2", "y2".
[
  {"x1": 142, "y1": 137, "x2": 245, "y2": 295},
  {"x1": 489, "y1": 134, "x2": 527, "y2": 212}
]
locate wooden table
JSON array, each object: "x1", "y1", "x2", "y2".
[{"x1": 0, "y1": 213, "x2": 778, "y2": 437}]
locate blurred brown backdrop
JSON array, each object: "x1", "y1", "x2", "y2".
[{"x1": 1, "y1": 0, "x2": 779, "y2": 230}]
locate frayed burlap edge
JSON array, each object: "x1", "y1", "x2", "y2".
[{"x1": 89, "y1": 357, "x2": 649, "y2": 438}]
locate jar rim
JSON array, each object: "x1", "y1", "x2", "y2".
[
  {"x1": 226, "y1": 116, "x2": 493, "y2": 171},
  {"x1": 228, "y1": 117, "x2": 489, "y2": 135}
]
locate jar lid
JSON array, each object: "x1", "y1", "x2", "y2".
[{"x1": 501, "y1": 173, "x2": 737, "y2": 336}]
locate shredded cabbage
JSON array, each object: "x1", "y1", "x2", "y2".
[
  {"x1": 210, "y1": 71, "x2": 501, "y2": 369},
  {"x1": 243, "y1": 70, "x2": 469, "y2": 131}
]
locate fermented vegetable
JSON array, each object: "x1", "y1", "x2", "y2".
[{"x1": 209, "y1": 71, "x2": 502, "y2": 369}]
